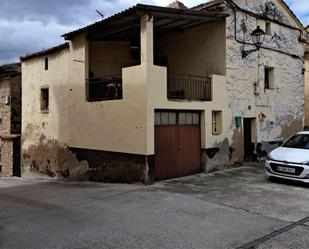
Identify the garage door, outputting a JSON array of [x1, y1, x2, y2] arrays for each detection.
[[155, 111, 202, 181]]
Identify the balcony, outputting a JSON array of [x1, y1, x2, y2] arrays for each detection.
[[86, 75, 122, 102], [167, 74, 212, 101]]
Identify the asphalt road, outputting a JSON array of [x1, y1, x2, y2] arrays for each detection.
[[1, 165, 309, 249]]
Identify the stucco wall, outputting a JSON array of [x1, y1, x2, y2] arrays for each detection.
[[22, 34, 151, 178], [156, 21, 226, 76]]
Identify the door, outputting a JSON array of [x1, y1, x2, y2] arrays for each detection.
[[155, 111, 202, 181], [244, 118, 255, 162], [13, 138, 21, 177]]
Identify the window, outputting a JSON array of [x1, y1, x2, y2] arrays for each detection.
[[283, 134, 309, 150], [264, 67, 275, 90], [179, 112, 199, 125], [212, 111, 222, 135], [40, 88, 49, 112], [45, 58, 48, 70], [266, 22, 271, 35], [155, 111, 199, 126], [155, 112, 177, 125]]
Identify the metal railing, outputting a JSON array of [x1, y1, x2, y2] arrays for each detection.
[[167, 73, 212, 101], [86, 75, 122, 102]]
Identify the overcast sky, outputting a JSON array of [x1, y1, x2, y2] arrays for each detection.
[[0, 0, 308, 65]]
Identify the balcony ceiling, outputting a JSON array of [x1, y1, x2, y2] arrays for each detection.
[[62, 4, 228, 41]]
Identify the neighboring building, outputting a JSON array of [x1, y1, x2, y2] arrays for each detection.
[[304, 26, 309, 130], [21, 0, 306, 183], [0, 63, 21, 177]]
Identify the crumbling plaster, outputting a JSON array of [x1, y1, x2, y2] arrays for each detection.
[[226, 0, 304, 146]]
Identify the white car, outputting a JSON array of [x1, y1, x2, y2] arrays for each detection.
[[265, 131, 309, 183]]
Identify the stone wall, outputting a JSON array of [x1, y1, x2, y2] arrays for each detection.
[[0, 139, 13, 177], [0, 78, 11, 134], [203, 0, 305, 168], [226, 0, 304, 156], [0, 65, 21, 177]]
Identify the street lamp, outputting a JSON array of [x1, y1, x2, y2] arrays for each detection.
[[242, 26, 266, 59]]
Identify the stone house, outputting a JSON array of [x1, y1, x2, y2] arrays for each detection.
[[304, 26, 309, 130], [0, 63, 22, 177], [21, 0, 307, 183]]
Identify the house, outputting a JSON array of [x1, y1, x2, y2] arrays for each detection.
[[0, 63, 21, 177], [21, 0, 307, 183], [304, 26, 309, 130]]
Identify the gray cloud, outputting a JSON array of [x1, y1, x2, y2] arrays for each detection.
[[0, 0, 307, 65], [0, 0, 140, 64]]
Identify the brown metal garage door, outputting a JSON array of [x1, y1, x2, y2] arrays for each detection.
[[155, 111, 202, 181]]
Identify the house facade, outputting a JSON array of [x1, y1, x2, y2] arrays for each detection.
[[304, 26, 309, 130], [0, 63, 22, 177], [21, 0, 306, 183]]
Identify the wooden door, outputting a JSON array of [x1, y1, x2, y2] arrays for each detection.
[[155, 111, 202, 181]]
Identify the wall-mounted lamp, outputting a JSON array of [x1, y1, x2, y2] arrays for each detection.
[[242, 26, 266, 59]]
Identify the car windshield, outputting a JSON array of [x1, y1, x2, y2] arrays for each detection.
[[282, 134, 309, 150]]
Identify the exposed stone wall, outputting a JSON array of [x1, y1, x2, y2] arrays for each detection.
[[0, 140, 13, 177], [0, 73, 21, 177], [22, 124, 147, 183], [227, 0, 304, 154], [205, 0, 304, 168], [0, 78, 11, 134]]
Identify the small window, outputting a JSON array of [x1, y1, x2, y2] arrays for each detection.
[[155, 112, 177, 126], [264, 67, 275, 90], [41, 88, 49, 112], [45, 58, 48, 70], [155, 111, 199, 126], [212, 111, 222, 135], [179, 112, 199, 125], [266, 22, 271, 35]]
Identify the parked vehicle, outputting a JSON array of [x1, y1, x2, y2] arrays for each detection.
[[265, 132, 309, 183]]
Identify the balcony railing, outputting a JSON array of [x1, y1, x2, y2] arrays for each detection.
[[168, 73, 212, 101], [86, 75, 122, 102]]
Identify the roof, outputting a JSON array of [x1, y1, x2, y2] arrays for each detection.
[[0, 63, 21, 78], [62, 4, 228, 40], [20, 42, 69, 62], [193, 0, 305, 30], [192, 0, 222, 10], [167, 1, 188, 9]]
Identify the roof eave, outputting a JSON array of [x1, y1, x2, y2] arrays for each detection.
[[62, 3, 228, 40]]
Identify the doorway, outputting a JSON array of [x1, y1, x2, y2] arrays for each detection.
[[154, 111, 202, 181], [243, 118, 256, 162]]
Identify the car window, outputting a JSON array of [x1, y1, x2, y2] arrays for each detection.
[[282, 134, 309, 150]]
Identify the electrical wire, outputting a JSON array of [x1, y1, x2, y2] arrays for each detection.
[[223, 0, 304, 60]]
